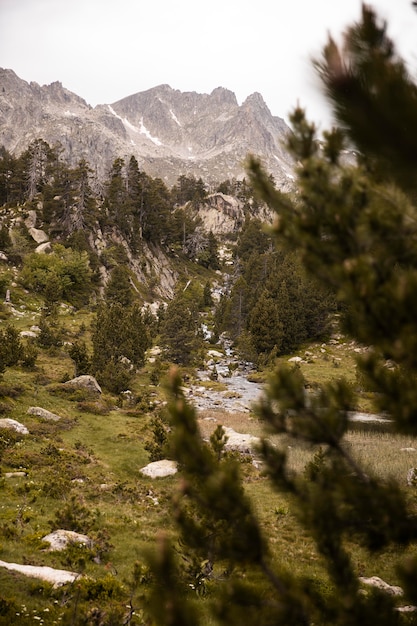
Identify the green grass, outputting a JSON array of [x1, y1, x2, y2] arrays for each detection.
[[0, 302, 417, 622]]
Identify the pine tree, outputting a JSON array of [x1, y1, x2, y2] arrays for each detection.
[[70, 158, 97, 231], [91, 301, 151, 393], [24, 138, 51, 201], [249, 290, 283, 355], [145, 6, 417, 625], [104, 265, 134, 307], [160, 287, 202, 365]]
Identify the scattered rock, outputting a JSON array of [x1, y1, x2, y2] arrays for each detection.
[[28, 227, 49, 244], [222, 427, 260, 456], [24, 209, 37, 229], [140, 459, 178, 478], [35, 242, 52, 254], [348, 412, 392, 424], [9, 306, 25, 317], [0, 559, 80, 587], [20, 330, 38, 338], [288, 356, 303, 363], [0, 251, 8, 262], [27, 406, 62, 421], [147, 346, 162, 364], [359, 576, 403, 596], [0, 418, 29, 435], [407, 468, 417, 486], [4, 471, 27, 478], [207, 349, 224, 359], [64, 375, 102, 394], [42, 529, 92, 551]]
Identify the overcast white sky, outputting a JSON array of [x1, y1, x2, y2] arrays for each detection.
[[1, 0, 416, 127]]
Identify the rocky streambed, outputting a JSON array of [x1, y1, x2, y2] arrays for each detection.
[[186, 344, 264, 414], [185, 337, 390, 427]]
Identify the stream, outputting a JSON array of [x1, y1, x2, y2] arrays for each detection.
[[187, 336, 264, 413], [185, 336, 389, 425]]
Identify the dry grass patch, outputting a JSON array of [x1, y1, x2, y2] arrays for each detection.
[[197, 409, 263, 439]]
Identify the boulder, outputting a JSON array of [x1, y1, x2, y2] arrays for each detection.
[[20, 331, 38, 338], [0, 418, 29, 435], [35, 241, 52, 254], [0, 559, 79, 587], [64, 375, 102, 394], [28, 227, 49, 244], [288, 356, 303, 363], [222, 427, 260, 455], [359, 576, 403, 596], [42, 529, 92, 551], [207, 349, 224, 359], [27, 406, 62, 421], [140, 459, 178, 478]]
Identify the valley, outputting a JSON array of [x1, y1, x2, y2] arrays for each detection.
[[1, 36, 417, 623]]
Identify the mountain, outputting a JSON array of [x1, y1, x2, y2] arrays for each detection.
[[0, 69, 294, 188]]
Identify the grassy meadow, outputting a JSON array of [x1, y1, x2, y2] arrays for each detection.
[[0, 294, 417, 623]]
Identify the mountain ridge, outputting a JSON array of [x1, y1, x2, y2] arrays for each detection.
[[0, 68, 294, 187]]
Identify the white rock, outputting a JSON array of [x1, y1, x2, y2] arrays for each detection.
[[207, 350, 224, 359], [0, 418, 29, 435], [24, 210, 37, 229], [35, 241, 52, 254], [140, 459, 178, 478], [348, 412, 391, 424], [0, 559, 80, 587], [27, 406, 62, 421], [288, 356, 303, 363], [42, 529, 92, 551], [4, 471, 27, 478], [147, 346, 162, 357], [223, 427, 260, 455], [359, 576, 403, 596], [28, 227, 48, 244], [20, 331, 37, 338], [64, 375, 102, 394]]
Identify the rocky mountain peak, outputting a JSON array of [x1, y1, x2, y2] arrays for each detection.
[[0, 69, 295, 188], [242, 92, 268, 109], [209, 86, 238, 106]]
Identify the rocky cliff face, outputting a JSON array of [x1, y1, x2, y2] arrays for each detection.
[[0, 69, 294, 188]]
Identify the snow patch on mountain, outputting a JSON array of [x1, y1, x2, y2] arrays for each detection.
[[108, 104, 162, 146], [139, 118, 162, 146], [170, 109, 181, 126]]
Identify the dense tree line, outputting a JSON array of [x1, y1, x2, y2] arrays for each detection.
[[215, 218, 334, 362], [0, 145, 223, 268]]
